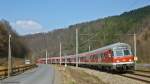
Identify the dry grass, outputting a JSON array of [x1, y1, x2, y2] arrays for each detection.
[[0, 66, 7, 76], [0, 57, 25, 67], [55, 65, 106, 84], [136, 64, 150, 72]]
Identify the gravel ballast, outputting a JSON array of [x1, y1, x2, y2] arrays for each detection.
[[70, 66, 148, 84]]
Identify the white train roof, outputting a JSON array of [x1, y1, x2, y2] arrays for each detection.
[[78, 42, 131, 57], [50, 42, 131, 59]]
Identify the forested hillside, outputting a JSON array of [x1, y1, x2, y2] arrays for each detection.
[[23, 6, 150, 63], [0, 20, 29, 65]]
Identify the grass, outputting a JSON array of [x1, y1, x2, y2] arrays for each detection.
[[55, 65, 106, 84]]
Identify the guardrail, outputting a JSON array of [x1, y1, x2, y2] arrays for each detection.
[[0, 64, 37, 79]]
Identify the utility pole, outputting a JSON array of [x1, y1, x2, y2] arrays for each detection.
[[134, 33, 137, 70], [65, 55, 67, 67], [134, 33, 137, 58], [60, 42, 62, 65], [103, 32, 106, 46], [45, 33, 48, 64], [88, 32, 91, 52], [88, 45, 91, 52], [45, 50, 48, 64], [76, 28, 78, 67], [8, 34, 11, 77]]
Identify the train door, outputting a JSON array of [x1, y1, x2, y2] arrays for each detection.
[[103, 50, 113, 63]]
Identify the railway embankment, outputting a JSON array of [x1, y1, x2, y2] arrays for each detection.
[[55, 65, 106, 84], [135, 64, 150, 71], [55, 65, 150, 84]]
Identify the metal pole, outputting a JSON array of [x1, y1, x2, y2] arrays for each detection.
[[65, 55, 67, 67], [88, 32, 90, 52], [89, 45, 91, 52], [46, 50, 48, 64], [31, 53, 34, 64], [8, 34, 11, 77], [45, 33, 48, 64], [60, 42, 62, 65], [134, 33, 137, 57], [76, 28, 78, 67], [103, 33, 106, 46], [134, 33, 137, 70]]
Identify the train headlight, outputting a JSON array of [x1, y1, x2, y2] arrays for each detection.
[[129, 59, 132, 62], [134, 56, 138, 61], [116, 60, 120, 63]]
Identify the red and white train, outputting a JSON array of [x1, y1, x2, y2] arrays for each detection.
[[37, 42, 137, 71]]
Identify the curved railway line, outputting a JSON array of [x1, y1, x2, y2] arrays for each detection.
[[119, 71, 150, 84], [135, 70, 150, 73], [67, 65, 150, 84], [75, 65, 150, 83], [38, 42, 150, 83]]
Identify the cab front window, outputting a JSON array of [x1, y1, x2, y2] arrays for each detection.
[[115, 50, 123, 56], [124, 50, 131, 55]]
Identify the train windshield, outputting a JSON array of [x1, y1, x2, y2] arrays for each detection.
[[114, 48, 132, 57], [115, 50, 123, 56], [124, 50, 131, 55]]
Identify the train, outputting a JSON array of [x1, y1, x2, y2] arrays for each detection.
[[37, 42, 137, 71]]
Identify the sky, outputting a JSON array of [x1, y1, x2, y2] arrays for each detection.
[[0, 0, 150, 35]]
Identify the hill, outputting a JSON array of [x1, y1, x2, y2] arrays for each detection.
[[0, 20, 29, 65], [23, 5, 150, 63]]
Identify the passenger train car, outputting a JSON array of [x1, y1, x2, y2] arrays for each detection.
[[37, 42, 136, 71]]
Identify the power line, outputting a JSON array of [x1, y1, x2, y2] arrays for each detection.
[[79, 33, 99, 47]]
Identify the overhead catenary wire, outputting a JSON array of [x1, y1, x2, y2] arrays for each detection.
[[79, 33, 99, 47]]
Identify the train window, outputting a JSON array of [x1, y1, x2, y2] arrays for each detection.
[[109, 50, 114, 56], [97, 53, 101, 58], [115, 50, 123, 56], [101, 53, 104, 58], [124, 50, 130, 55], [94, 55, 98, 59], [111, 51, 114, 56]]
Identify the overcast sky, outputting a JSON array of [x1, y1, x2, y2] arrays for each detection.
[[0, 0, 150, 35]]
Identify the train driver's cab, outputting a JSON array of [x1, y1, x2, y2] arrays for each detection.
[[113, 46, 133, 57]]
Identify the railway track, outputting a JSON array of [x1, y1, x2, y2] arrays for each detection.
[[135, 70, 150, 73], [119, 71, 150, 84], [58, 64, 150, 84], [80, 66, 150, 83]]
